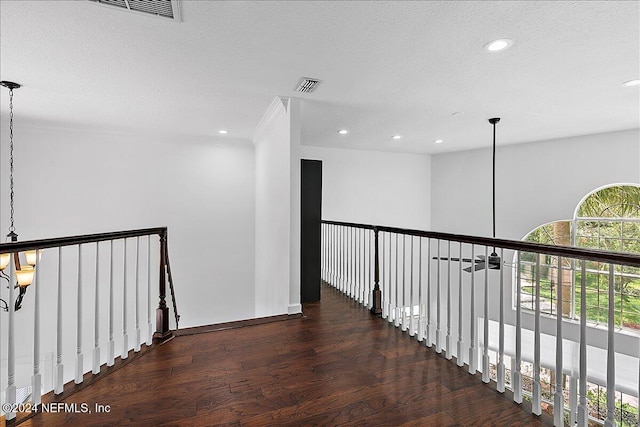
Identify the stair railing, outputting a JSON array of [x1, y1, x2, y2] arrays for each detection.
[[322, 220, 640, 427], [0, 227, 178, 422]]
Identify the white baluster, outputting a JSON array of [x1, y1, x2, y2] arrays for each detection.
[[388, 233, 393, 324], [350, 227, 354, 298], [426, 238, 432, 347], [328, 225, 332, 285], [32, 252, 42, 405], [108, 240, 115, 366], [569, 376, 578, 426], [320, 224, 323, 280], [326, 225, 329, 282], [401, 235, 407, 332], [329, 225, 332, 285], [513, 251, 523, 403], [393, 234, 400, 328], [328, 225, 332, 284], [436, 239, 442, 353], [147, 236, 153, 346], [418, 237, 424, 341], [359, 228, 363, 304], [353, 228, 357, 299], [381, 232, 387, 319], [497, 247, 506, 392], [343, 227, 347, 294], [409, 236, 415, 337], [554, 256, 564, 426], [75, 244, 84, 384], [55, 247, 64, 394], [366, 229, 371, 307], [363, 229, 366, 305], [348, 227, 352, 298], [341, 226, 345, 292], [469, 244, 476, 374], [336, 227, 340, 290], [352, 227, 356, 298], [604, 263, 616, 427], [577, 260, 588, 426], [446, 240, 452, 360], [134, 236, 141, 352], [482, 246, 489, 383], [93, 242, 101, 374], [533, 253, 542, 414], [336, 225, 339, 289], [457, 242, 464, 367], [6, 254, 16, 419], [361, 229, 365, 304], [327, 225, 330, 284], [122, 238, 129, 359]]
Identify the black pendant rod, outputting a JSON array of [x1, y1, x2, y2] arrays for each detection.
[[489, 118, 500, 253]]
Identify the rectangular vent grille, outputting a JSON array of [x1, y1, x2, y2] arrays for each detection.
[[90, 0, 179, 20], [295, 78, 321, 93]]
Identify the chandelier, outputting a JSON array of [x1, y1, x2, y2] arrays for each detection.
[[0, 80, 39, 312]]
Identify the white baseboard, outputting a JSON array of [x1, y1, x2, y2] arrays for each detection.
[[288, 303, 302, 315]]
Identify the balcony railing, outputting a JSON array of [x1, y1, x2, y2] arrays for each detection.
[[322, 220, 640, 427], [0, 227, 178, 423]]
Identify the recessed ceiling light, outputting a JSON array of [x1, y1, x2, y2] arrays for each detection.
[[337, 129, 349, 135], [392, 135, 402, 140], [218, 130, 228, 134], [622, 79, 640, 87], [434, 139, 444, 144], [484, 39, 514, 52]]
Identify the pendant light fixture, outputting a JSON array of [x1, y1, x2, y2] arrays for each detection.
[[461, 118, 502, 272], [487, 117, 501, 270], [0, 80, 39, 311], [433, 118, 503, 272]]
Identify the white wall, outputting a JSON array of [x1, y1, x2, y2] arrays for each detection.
[[0, 123, 256, 328], [432, 129, 640, 239], [253, 97, 302, 317], [300, 146, 431, 230], [0, 122, 256, 396]]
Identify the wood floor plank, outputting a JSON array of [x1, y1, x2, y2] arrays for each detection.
[[19, 283, 552, 426]]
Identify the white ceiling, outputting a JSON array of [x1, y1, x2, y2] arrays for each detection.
[[0, 1, 638, 154]]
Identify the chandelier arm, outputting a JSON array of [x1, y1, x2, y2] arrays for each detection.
[[14, 286, 25, 311]]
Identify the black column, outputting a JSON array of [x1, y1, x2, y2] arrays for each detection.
[[301, 159, 322, 303]]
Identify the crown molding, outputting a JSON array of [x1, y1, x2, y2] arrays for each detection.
[[251, 96, 289, 146]]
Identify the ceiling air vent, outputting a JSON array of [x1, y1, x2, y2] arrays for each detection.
[[90, 0, 181, 21], [295, 78, 321, 93]]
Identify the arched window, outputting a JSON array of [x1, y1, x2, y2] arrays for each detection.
[[517, 184, 640, 330]]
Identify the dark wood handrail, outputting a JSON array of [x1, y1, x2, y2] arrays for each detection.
[[322, 220, 640, 267], [0, 227, 167, 252], [0, 226, 178, 338]]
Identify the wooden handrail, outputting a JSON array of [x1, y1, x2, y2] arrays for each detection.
[[322, 220, 640, 267], [0, 227, 167, 252], [0, 226, 179, 338]]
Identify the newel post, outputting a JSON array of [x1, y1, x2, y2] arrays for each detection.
[[154, 230, 172, 340], [370, 227, 382, 315]]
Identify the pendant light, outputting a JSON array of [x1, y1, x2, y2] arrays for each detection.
[[0, 80, 39, 311], [433, 118, 503, 272], [487, 117, 501, 270]]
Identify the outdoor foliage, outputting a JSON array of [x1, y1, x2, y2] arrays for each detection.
[[520, 185, 640, 330]]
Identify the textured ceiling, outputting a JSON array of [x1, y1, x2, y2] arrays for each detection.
[[0, 1, 638, 154]]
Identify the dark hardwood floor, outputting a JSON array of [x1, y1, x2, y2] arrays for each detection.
[[18, 283, 551, 426]]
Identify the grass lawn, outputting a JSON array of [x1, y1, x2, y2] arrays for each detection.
[[520, 268, 640, 329]]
